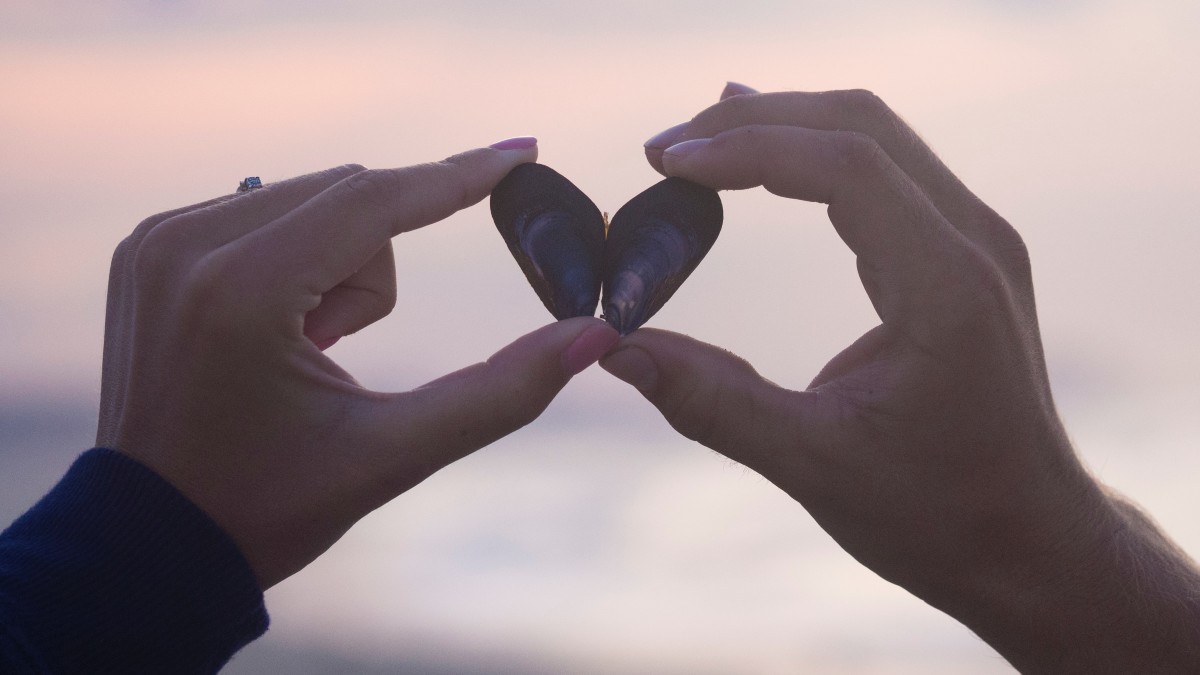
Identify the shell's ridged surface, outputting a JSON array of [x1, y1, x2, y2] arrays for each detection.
[[490, 164, 606, 320], [602, 178, 722, 335], [491, 164, 722, 333]]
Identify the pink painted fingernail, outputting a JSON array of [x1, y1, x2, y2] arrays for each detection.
[[489, 136, 538, 150], [563, 324, 620, 377], [315, 336, 341, 351], [644, 122, 690, 150], [663, 138, 711, 159]]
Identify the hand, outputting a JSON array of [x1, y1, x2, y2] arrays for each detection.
[[98, 142, 619, 589], [603, 84, 1200, 671]]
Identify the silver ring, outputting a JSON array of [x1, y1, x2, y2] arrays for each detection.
[[236, 176, 263, 193]]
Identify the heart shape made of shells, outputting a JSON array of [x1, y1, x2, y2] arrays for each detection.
[[490, 163, 723, 335]]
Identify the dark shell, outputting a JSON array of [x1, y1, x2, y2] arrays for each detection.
[[490, 163, 606, 320], [602, 178, 722, 335], [490, 163, 722, 334]]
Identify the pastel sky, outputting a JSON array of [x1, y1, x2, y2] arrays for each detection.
[[1, 1, 1197, 673]]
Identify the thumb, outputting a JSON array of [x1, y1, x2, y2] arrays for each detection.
[[359, 317, 619, 491], [600, 328, 815, 475]]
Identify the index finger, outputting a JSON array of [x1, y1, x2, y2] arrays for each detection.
[[648, 90, 1023, 270], [663, 125, 994, 342], [240, 139, 538, 294], [649, 90, 940, 190]]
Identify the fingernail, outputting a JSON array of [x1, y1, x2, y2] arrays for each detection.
[[314, 336, 341, 351], [644, 122, 690, 150], [563, 324, 620, 377], [663, 138, 710, 159], [720, 81, 758, 99], [489, 136, 538, 151], [600, 346, 658, 394]]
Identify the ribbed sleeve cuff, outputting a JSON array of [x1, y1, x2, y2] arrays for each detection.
[[0, 448, 269, 674]]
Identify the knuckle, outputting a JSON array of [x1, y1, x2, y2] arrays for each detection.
[[326, 163, 369, 187], [132, 212, 168, 236], [339, 168, 394, 210], [948, 247, 1020, 327], [489, 384, 544, 433], [839, 88, 892, 118], [311, 163, 369, 189], [402, 158, 476, 227], [832, 130, 889, 178], [130, 214, 195, 280], [187, 248, 238, 294], [688, 95, 749, 135], [1000, 235, 1032, 281], [176, 250, 253, 337], [127, 232, 248, 348], [982, 214, 1033, 280], [716, 90, 754, 117], [341, 161, 476, 228], [342, 286, 398, 334], [122, 211, 174, 253], [109, 236, 134, 275], [686, 105, 721, 132], [828, 89, 914, 150]]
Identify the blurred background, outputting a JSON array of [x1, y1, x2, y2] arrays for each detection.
[[1, 1, 1197, 672]]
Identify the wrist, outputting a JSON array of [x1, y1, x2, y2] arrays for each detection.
[[934, 481, 1200, 673]]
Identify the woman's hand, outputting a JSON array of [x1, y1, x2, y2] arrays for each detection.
[[603, 85, 1200, 671], [98, 141, 619, 589]]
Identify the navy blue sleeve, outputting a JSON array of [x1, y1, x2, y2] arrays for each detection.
[[0, 448, 269, 674]]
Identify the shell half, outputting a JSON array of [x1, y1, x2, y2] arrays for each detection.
[[491, 164, 722, 334]]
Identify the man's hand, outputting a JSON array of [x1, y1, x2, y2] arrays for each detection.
[[603, 85, 1200, 672]]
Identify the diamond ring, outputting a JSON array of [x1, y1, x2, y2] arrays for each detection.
[[236, 176, 263, 193]]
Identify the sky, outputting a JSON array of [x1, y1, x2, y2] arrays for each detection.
[[1, 1, 1198, 673]]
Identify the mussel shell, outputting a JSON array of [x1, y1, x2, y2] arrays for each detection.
[[602, 178, 722, 335], [490, 163, 606, 320]]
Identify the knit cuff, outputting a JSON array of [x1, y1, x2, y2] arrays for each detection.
[[0, 448, 269, 674]]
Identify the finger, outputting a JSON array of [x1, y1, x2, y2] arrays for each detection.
[[98, 192, 245, 446], [196, 164, 369, 245], [350, 317, 618, 500], [137, 164, 368, 261], [599, 328, 821, 479], [119, 194, 243, 261], [664, 90, 1023, 268], [242, 141, 538, 296], [667, 125, 994, 331], [101, 166, 368, 443], [98, 240, 139, 446], [644, 82, 762, 174], [644, 122, 691, 175], [688, 91, 967, 210], [301, 242, 396, 347]]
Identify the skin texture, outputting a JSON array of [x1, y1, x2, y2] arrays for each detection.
[[97, 142, 619, 589], [601, 83, 1200, 672]]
